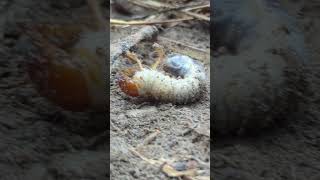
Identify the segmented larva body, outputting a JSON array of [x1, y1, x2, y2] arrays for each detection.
[[118, 54, 206, 104]]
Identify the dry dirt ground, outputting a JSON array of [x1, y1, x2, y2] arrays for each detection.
[[110, 0, 210, 179], [213, 1, 320, 179]]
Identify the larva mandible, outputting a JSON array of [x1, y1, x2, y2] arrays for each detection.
[[117, 44, 206, 104]]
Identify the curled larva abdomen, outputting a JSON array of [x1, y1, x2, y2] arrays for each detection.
[[118, 54, 206, 104]]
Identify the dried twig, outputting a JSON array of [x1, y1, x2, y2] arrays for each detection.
[[139, 129, 161, 147], [111, 17, 194, 25], [180, 10, 209, 21], [127, 0, 210, 22], [128, 0, 171, 10], [129, 147, 163, 165], [110, 25, 159, 71], [183, 4, 210, 11]]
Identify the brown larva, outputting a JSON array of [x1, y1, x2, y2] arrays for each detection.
[[117, 44, 206, 104]]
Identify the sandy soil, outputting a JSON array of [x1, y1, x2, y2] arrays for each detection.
[[213, 1, 320, 179]]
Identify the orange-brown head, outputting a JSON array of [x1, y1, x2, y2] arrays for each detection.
[[116, 68, 140, 97]]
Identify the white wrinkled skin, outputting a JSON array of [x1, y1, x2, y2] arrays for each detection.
[[132, 62, 206, 104]]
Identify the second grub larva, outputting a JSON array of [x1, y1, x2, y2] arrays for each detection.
[[117, 44, 206, 104]]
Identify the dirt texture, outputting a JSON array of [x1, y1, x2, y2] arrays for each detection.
[[213, 0, 320, 179], [0, 0, 107, 179], [110, 0, 210, 179]]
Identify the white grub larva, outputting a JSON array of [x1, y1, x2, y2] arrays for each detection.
[[117, 44, 206, 104]]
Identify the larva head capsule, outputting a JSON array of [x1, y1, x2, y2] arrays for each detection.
[[116, 68, 140, 97]]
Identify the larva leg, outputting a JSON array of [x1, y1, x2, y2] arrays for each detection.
[[125, 51, 143, 70], [151, 43, 165, 70]]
